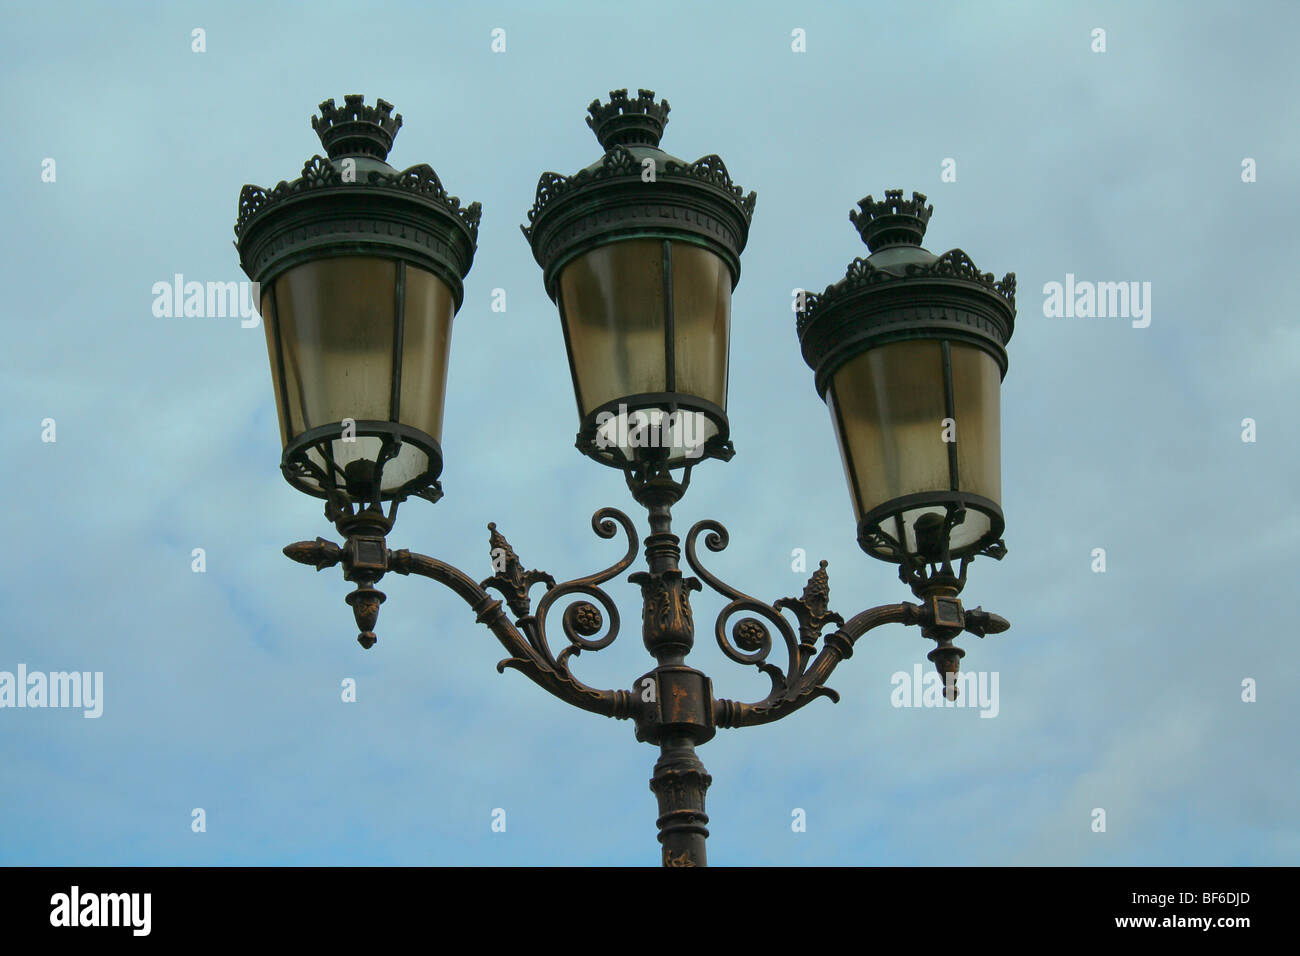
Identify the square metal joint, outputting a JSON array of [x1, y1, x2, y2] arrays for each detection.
[[633, 666, 716, 746], [343, 535, 389, 581], [930, 594, 965, 630]]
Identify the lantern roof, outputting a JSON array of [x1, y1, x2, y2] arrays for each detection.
[[798, 190, 1017, 396], [233, 95, 481, 306], [522, 89, 757, 298]]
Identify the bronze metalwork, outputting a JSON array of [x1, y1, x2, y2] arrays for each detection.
[[284, 458, 1009, 865], [253, 93, 1015, 868]]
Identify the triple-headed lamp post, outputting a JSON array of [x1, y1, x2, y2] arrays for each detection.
[[234, 91, 1015, 867]]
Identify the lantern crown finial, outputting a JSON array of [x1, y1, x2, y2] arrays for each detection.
[[586, 89, 670, 149], [312, 95, 403, 160], [851, 190, 934, 252]]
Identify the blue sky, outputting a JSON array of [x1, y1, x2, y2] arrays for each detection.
[[1, 0, 1296, 865]]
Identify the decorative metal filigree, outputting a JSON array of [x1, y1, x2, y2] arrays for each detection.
[[235, 159, 482, 241], [682, 516, 1010, 730], [312, 94, 402, 157], [850, 190, 935, 238], [479, 522, 555, 618], [586, 88, 670, 147], [411, 482, 445, 505], [522, 147, 756, 241], [906, 248, 997, 286], [994, 272, 1016, 302], [664, 155, 758, 218], [683, 519, 805, 698], [774, 560, 846, 665], [495, 508, 638, 686], [797, 248, 1017, 337], [237, 185, 268, 232], [300, 155, 340, 187], [629, 568, 701, 651], [522, 88, 756, 241], [963, 607, 1010, 638], [282, 495, 1009, 867], [978, 538, 1008, 561], [282, 537, 341, 571]]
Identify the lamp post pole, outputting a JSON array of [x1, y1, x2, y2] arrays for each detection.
[[629, 471, 713, 867], [239, 92, 1015, 867]]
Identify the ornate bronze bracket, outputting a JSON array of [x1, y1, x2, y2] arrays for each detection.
[[282, 498, 1009, 866]]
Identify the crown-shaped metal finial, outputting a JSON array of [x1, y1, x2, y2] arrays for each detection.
[[312, 95, 403, 161], [850, 190, 935, 252], [586, 89, 670, 150]]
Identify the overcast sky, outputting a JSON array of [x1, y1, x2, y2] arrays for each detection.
[[1, 0, 1296, 866]]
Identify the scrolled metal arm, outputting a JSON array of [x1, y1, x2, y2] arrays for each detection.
[[389, 548, 636, 720], [714, 602, 923, 728], [683, 517, 1006, 730], [682, 517, 873, 727], [284, 508, 642, 722]]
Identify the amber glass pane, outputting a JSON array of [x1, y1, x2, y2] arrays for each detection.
[[260, 290, 291, 445], [950, 343, 1001, 505], [828, 339, 949, 520], [670, 243, 730, 408], [274, 257, 397, 436], [829, 339, 1002, 556], [558, 239, 666, 415], [399, 266, 456, 443]]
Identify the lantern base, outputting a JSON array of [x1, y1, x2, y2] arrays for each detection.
[[856, 492, 1005, 564], [280, 420, 444, 509], [575, 393, 733, 472]]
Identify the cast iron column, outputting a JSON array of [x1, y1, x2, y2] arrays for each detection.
[[630, 473, 715, 866]]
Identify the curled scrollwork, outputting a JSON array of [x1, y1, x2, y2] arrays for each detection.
[[369, 514, 640, 720], [551, 586, 617, 671], [684, 519, 800, 694], [530, 508, 638, 676], [683, 519, 925, 730]]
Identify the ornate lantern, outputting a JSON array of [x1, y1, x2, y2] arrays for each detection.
[[799, 190, 1016, 576], [234, 95, 481, 519], [522, 89, 756, 481]]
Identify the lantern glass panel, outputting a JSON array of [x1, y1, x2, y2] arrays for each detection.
[[398, 265, 456, 443], [950, 341, 1001, 505], [827, 338, 1001, 557], [274, 256, 396, 432], [558, 237, 731, 464], [828, 339, 949, 513], [262, 256, 454, 497], [558, 238, 667, 415], [669, 242, 730, 409], [260, 289, 289, 446]]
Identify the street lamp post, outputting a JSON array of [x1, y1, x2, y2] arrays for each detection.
[[235, 92, 1015, 867]]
